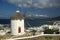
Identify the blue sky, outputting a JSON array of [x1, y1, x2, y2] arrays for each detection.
[[0, 0, 60, 18]]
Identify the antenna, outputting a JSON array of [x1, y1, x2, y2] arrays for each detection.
[[17, 0, 19, 10], [16, 0, 20, 13]]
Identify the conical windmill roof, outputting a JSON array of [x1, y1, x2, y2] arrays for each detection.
[[10, 10, 24, 20]]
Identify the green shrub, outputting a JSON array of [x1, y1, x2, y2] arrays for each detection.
[[44, 29, 54, 34]]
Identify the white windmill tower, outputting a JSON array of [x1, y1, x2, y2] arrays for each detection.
[[10, 10, 25, 35]]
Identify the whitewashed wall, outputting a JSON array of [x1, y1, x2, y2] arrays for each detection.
[[11, 19, 25, 35]]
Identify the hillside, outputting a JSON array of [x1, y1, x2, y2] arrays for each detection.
[[50, 16, 60, 21]]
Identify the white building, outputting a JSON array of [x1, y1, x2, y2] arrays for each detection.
[[0, 30, 6, 35], [10, 10, 25, 35]]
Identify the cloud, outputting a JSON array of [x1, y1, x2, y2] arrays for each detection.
[[3, 0, 60, 8], [35, 14, 48, 17], [27, 14, 48, 17]]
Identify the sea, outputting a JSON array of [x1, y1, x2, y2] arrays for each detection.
[[0, 18, 53, 27]]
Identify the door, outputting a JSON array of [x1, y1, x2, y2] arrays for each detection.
[[18, 27, 21, 33]]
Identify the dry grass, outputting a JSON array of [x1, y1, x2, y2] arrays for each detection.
[[0, 33, 60, 40], [0, 33, 13, 40], [0, 35, 60, 40], [17, 36, 60, 40]]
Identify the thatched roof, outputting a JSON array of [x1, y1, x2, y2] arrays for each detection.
[[10, 10, 24, 20]]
